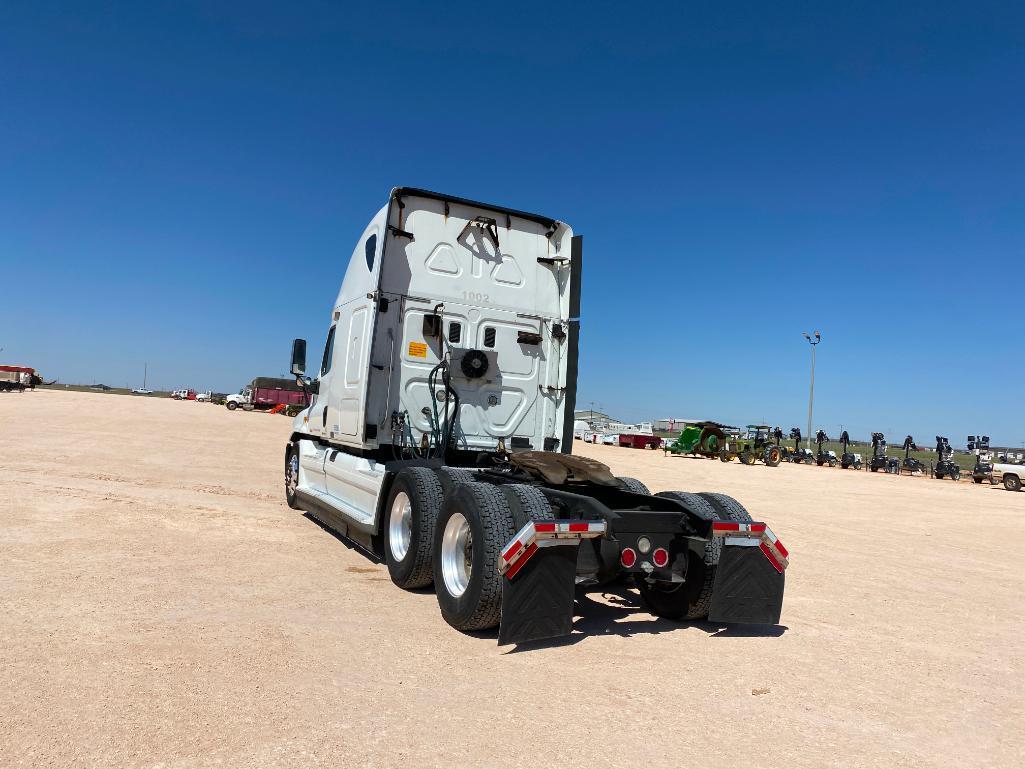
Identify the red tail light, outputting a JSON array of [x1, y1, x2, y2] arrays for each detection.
[[620, 547, 637, 568], [652, 547, 669, 568]]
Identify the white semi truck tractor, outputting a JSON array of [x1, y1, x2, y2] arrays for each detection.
[[284, 188, 789, 644]]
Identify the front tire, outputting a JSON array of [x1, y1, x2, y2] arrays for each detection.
[[1004, 475, 1021, 492], [765, 447, 781, 467], [284, 444, 301, 510], [434, 482, 515, 631], [384, 468, 445, 590], [226, 401, 238, 411]]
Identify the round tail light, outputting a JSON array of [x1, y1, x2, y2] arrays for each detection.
[[620, 547, 637, 568], [652, 547, 670, 568]]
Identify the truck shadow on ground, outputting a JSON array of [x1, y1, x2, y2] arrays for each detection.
[[500, 583, 787, 653]]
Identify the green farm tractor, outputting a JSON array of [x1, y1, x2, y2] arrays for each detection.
[[664, 421, 737, 461], [734, 425, 784, 467]]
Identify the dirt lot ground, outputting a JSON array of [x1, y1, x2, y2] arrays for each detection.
[[2, 391, 1023, 769]]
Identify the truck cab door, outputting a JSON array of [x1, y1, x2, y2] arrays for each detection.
[[336, 303, 371, 438], [308, 325, 336, 439], [327, 229, 380, 446]]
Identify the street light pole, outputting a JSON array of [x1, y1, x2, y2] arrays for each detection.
[[802, 331, 821, 451]]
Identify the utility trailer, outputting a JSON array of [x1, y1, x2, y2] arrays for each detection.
[[0, 365, 39, 392], [618, 433, 663, 449], [283, 188, 788, 645], [664, 421, 737, 461]]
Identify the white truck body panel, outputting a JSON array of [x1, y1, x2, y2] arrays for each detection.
[[992, 463, 1022, 482], [298, 189, 575, 456]]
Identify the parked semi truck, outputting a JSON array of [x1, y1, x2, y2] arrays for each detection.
[[226, 378, 306, 411], [283, 188, 788, 645]]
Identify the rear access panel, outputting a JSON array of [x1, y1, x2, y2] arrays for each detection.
[[707, 544, 785, 625]]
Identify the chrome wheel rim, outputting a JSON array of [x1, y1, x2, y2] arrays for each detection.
[[441, 512, 472, 597], [388, 492, 412, 562], [286, 453, 299, 497]]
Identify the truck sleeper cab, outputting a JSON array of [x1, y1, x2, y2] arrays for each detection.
[[284, 188, 788, 644]]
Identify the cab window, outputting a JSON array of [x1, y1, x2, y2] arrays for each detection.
[[321, 326, 336, 376], [365, 234, 377, 271]]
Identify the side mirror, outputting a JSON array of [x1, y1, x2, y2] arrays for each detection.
[[290, 338, 307, 377]]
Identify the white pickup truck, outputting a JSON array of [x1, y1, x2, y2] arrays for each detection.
[[993, 464, 1023, 492]]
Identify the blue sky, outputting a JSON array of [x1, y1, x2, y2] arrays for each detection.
[[2, 2, 1023, 446]]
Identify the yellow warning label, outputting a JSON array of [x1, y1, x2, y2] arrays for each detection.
[[408, 341, 428, 358]]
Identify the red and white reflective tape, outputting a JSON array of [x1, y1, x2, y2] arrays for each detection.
[[711, 520, 789, 573], [499, 520, 606, 579]]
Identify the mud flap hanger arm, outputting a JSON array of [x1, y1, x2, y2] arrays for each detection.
[[499, 520, 606, 579], [710, 521, 790, 573]]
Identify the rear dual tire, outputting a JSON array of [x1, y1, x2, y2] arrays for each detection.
[[384, 468, 445, 590], [618, 476, 651, 495], [638, 492, 753, 621], [433, 482, 554, 631]]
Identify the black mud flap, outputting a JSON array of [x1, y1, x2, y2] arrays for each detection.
[[707, 544, 785, 625], [498, 545, 578, 646]]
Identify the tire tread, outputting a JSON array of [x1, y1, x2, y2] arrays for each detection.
[[617, 476, 651, 495]]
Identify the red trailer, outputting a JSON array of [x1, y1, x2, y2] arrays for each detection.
[[618, 433, 663, 450], [0, 365, 37, 392]]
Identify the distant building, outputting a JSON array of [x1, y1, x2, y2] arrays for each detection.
[[574, 409, 616, 425]]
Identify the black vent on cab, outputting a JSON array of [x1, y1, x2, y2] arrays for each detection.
[[449, 322, 461, 344], [483, 327, 496, 348]]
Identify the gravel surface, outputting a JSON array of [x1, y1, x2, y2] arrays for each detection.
[[2, 390, 1023, 768]]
